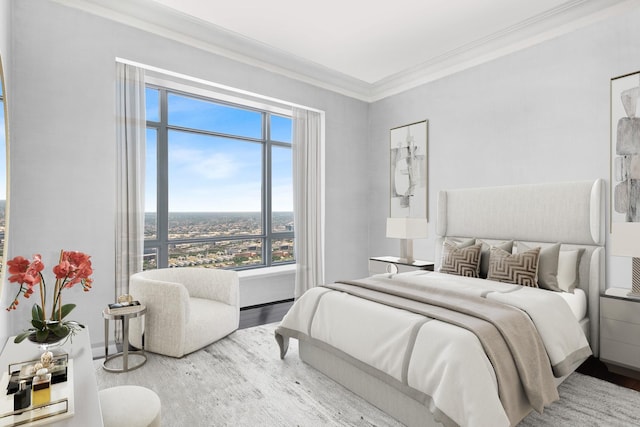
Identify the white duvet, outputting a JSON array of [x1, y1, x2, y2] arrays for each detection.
[[277, 271, 591, 427]]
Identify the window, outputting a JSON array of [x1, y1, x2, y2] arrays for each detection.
[[144, 86, 294, 270]]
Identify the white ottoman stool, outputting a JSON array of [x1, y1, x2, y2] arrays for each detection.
[[99, 385, 161, 427]]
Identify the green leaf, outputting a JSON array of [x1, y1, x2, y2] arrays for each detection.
[[31, 304, 44, 321], [35, 329, 49, 342], [14, 330, 34, 343], [51, 323, 70, 338], [56, 304, 76, 321], [31, 319, 45, 330]]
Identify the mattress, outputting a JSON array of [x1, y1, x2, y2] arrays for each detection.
[[557, 288, 587, 321]]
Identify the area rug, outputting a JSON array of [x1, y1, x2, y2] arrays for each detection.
[[94, 324, 640, 426]]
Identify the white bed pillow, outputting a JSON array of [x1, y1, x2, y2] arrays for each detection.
[[557, 249, 584, 293], [445, 237, 476, 248]]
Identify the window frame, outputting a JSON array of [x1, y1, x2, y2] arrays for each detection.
[[144, 83, 294, 271]]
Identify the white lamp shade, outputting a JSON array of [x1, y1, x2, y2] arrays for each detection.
[[386, 217, 428, 239]]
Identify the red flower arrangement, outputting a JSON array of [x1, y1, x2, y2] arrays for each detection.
[[6, 249, 93, 344]]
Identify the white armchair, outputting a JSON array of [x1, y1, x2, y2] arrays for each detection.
[[129, 267, 239, 358]]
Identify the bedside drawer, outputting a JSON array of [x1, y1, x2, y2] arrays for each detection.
[[600, 337, 640, 370], [601, 297, 640, 324], [601, 318, 640, 346]]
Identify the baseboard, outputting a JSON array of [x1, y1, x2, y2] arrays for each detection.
[[240, 298, 294, 311]]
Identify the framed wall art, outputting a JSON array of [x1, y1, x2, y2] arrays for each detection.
[[610, 70, 640, 295], [389, 120, 428, 220], [611, 70, 640, 229]]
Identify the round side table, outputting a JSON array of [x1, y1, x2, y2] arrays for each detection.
[[102, 304, 147, 372]]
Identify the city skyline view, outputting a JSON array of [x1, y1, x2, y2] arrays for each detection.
[[144, 210, 294, 270], [144, 86, 294, 270]]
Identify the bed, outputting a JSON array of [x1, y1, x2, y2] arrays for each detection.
[[275, 179, 605, 427]]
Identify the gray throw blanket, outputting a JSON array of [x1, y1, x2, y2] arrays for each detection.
[[327, 277, 559, 423]]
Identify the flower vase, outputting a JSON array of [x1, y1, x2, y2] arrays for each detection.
[[26, 320, 71, 352], [27, 334, 67, 352]]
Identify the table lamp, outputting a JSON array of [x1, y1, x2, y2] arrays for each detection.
[[386, 217, 428, 264], [611, 222, 640, 296]]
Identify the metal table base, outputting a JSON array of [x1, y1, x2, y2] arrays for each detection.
[[102, 305, 147, 373]]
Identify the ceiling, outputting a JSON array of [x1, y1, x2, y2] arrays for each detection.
[[58, 0, 636, 101]]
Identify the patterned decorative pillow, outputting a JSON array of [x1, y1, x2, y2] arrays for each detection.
[[519, 242, 561, 291], [476, 239, 514, 279], [487, 246, 540, 287], [439, 241, 482, 277]]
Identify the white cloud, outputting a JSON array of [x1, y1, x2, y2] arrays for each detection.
[[171, 147, 237, 180]]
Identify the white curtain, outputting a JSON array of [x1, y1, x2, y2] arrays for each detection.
[[115, 63, 146, 300], [292, 108, 325, 298]]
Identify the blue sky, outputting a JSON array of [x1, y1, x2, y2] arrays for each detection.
[[145, 89, 292, 213]]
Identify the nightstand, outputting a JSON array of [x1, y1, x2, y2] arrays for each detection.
[[600, 288, 640, 379], [369, 256, 434, 275]]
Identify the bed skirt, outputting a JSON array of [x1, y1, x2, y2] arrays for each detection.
[[298, 338, 585, 427], [299, 340, 445, 427]]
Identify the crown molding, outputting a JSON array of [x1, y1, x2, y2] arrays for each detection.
[[370, 0, 640, 101], [52, 0, 373, 100], [53, 0, 638, 103]]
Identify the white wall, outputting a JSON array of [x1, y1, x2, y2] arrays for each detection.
[[1, 0, 370, 350], [368, 6, 640, 289], [7, 0, 639, 353], [0, 0, 11, 350]]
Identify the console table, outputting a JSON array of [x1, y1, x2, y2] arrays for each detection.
[[0, 328, 103, 426]]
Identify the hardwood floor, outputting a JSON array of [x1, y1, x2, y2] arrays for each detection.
[[241, 300, 640, 394], [577, 356, 640, 392]]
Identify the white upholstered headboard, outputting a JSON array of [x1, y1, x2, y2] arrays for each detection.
[[435, 179, 605, 356]]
